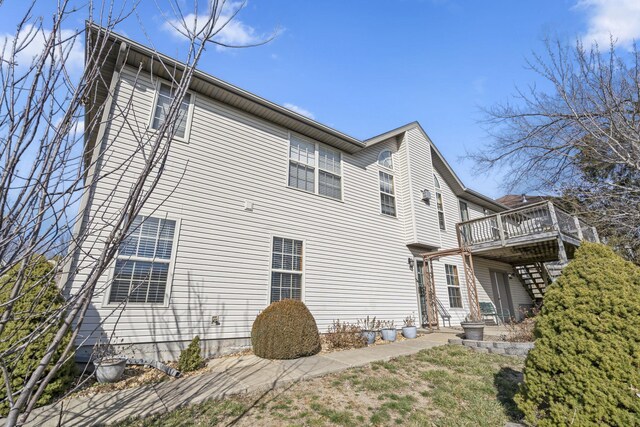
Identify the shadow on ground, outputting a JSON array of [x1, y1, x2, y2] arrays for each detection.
[[494, 367, 524, 422]]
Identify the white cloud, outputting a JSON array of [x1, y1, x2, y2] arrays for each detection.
[[162, 1, 261, 51], [577, 0, 640, 48], [283, 103, 315, 119], [0, 24, 84, 72]]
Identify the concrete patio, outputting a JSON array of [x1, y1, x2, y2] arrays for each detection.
[[17, 330, 458, 426]]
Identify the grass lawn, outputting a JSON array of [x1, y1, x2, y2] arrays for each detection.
[[115, 345, 525, 426]]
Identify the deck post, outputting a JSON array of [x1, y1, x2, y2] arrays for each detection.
[[548, 202, 569, 264], [462, 251, 481, 322], [496, 213, 506, 246], [421, 257, 439, 330], [573, 216, 584, 240]]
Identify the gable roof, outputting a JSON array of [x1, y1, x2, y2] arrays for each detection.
[[366, 122, 507, 212]]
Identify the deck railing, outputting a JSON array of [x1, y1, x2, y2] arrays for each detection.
[[457, 201, 598, 248]]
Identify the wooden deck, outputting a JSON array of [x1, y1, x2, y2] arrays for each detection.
[[456, 201, 598, 264]]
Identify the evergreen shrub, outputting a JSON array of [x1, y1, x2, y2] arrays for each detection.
[[178, 336, 203, 372], [0, 257, 75, 416], [516, 243, 640, 425]]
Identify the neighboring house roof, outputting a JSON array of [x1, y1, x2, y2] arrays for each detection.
[[86, 25, 505, 212], [497, 194, 551, 209]]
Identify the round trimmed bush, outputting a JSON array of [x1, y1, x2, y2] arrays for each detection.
[[516, 243, 640, 426], [0, 256, 75, 416], [251, 299, 321, 359]]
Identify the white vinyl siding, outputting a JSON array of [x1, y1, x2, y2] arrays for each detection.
[[68, 64, 536, 355], [151, 82, 192, 139], [289, 135, 342, 200], [445, 264, 462, 308], [109, 215, 177, 304], [379, 171, 396, 216]]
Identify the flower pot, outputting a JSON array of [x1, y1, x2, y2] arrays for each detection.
[[402, 326, 417, 339], [380, 328, 397, 342], [361, 330, 377, 345], [460, 321, 485, 341], [94, 358, 127, 383]]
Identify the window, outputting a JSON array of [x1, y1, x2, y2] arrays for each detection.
[[377, 149, 393, 170], [379, 171, 396, 216], [434, 175, 445, 230], [270, 237, 303, 303], [318, 146, 342, 199], [151, 82, 193, 139], [445, 264, 463, 308], [288, 135, 342, 200], [459, 200, 469, 221], [459, 200, 471, 242], [109, 215, 177, 304]]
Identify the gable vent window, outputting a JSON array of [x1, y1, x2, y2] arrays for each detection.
[[109, 215, 177, 305], [151, 82, 193, 139], [379, 171, 397, 217], [445, 264, 463, 308], [270, 237, 303, 303], [434, 175, 445, 230], [288, 135, 342, 200]]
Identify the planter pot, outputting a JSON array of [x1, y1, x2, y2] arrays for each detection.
[[380, 328, 397, 342], [402, 326, 417, 339], [94, 358, 127, 383], [361, 330, 377, 345], [461, 321, 485, 341]]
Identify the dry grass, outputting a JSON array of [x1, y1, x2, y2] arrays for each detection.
[[115, 345, 525, 427]]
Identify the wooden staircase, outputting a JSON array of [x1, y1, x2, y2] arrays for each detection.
[[514, 262, 566, 301]]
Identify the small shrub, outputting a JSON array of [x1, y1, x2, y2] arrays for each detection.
[[516, 243, 640, 426], [251, 299, 321, 359], [0, 256, 75, 416], [178, 336, 203, 372], [325, 320, 366, 350], [504, 308, 538, 342]]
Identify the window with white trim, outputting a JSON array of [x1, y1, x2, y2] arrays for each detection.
[[379, 171, 396, 217], [377, 149, 393, 170], [151, 82, 193, 139], [434, 175, 445, 230], [288, 135, 342, 200], [109, 215, 176, 304], [445, 264, 463, 308], [270, 237, 303, 303]]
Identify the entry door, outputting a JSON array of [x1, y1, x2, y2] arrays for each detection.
[[415, 259, 429, 327], [490, 271, 515, 322]]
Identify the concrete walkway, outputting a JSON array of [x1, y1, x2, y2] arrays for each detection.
[[20, 331, 457, 426]]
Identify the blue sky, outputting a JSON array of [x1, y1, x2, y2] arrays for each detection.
[[2, 0, 639, 198]]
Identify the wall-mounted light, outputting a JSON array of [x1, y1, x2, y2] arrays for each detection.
[[407, 257, 414, 271], [421, 189, 431, 203], [508, 273, 514, 280]]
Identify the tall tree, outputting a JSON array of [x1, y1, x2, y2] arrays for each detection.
[[0, 1, 273, 425], [473, 39, 640, 263]]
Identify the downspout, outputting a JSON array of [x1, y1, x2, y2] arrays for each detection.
[[60, 40, 128, 297]]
